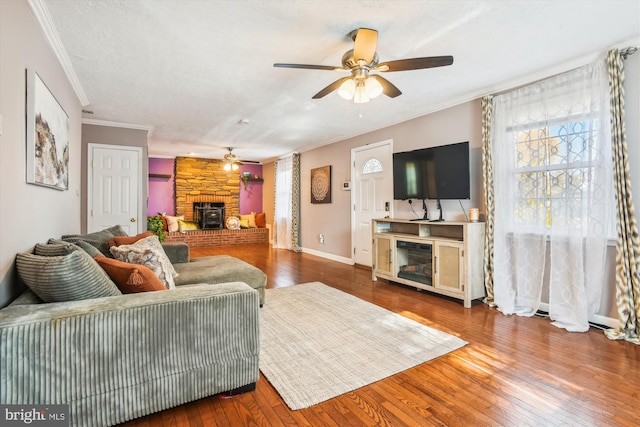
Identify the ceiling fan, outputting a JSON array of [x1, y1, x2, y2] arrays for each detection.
[[274, 28, 453, 103], [223, 147, 259, 171]]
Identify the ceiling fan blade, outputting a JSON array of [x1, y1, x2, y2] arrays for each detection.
[[353, 28, 378, 64], [312, 76, 352, 99], [376, 56, 454, 72], [371, 75, 402, 98], [274, 63, 342, 71]]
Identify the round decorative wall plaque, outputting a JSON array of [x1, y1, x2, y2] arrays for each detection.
[[311, 166, 332, 204]]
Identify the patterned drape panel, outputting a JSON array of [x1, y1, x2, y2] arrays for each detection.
[[605, 49, 640, 344], [481, 96, 496, 307], [291, 153, 302, 252], [273, 160, 278, 245]]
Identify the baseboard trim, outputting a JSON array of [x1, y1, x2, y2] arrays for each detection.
[[300, 248, 355, 265]]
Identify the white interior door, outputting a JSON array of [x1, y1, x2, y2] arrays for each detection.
[[352, 140, 393, 266], [88, 144, 142, 234]]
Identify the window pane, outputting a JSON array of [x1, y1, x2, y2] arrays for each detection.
[[512, 116, 602, 230], [362, 158, 383, 174]]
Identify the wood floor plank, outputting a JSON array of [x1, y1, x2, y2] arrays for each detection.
[[118, 244, 640, 427]]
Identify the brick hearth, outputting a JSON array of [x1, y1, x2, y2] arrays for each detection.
[[164, 227, 269, 247]]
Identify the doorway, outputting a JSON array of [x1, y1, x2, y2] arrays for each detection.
[[87, 144, 143, 234], [351, 140, 393, 266]]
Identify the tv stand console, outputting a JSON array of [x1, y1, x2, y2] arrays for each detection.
[[372, 218, 485, 308]]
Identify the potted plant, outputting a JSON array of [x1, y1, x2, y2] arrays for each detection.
[[147, 214, 167, 242]]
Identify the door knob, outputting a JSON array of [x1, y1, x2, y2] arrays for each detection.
[[130, 218, 136, 222]]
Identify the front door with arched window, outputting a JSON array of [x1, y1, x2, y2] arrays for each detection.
[[351, 140, 393, 266]]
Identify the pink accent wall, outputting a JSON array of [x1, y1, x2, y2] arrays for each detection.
[[147, 159, 263, 217], [147, 158, 175, 216], [239, 164, 263, 214]]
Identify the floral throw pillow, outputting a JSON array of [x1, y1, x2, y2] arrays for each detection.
[[109, 235, 178, 289]]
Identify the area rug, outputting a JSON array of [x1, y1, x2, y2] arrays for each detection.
[[259, 282, 467, 410]]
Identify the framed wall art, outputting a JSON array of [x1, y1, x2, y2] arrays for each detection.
[[26, 69, 69, 190], [311, 165, 331, 204]]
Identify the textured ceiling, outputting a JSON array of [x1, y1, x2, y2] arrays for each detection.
[[42, 0, 640, 162]]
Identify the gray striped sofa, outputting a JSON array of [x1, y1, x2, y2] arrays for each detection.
[[0, 233, 263, 426]]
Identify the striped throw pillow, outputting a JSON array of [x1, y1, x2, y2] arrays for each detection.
[[16, 250, 121, 303]]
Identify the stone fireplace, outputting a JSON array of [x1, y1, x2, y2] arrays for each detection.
[[175, 157, 240, 218], [165, 156, 269, 248]]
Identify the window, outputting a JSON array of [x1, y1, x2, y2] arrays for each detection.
[[512, 117, 604, 230], [362, 158, 383, 174]]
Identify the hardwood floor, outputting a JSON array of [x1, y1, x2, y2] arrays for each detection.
[[122, 244, 640, 427]]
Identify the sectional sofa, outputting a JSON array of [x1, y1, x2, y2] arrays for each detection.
[[0, 226, 266, 426]]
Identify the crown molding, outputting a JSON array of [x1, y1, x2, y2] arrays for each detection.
[[82, 118, 152, 131], [27, 0, 90, 107]]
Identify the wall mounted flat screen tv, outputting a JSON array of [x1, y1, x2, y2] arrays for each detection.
[[393, 141, 470, 200]]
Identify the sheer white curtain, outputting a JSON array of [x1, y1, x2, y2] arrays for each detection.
[[274, 156, 293, 250], [491, 59, 613, 332]]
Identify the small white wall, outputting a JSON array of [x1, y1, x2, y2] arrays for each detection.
[[0, 1, 83, 306]]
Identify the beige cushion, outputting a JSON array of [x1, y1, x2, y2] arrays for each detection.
[[109, 235, 178, 289], [165, 215, 184, 232]]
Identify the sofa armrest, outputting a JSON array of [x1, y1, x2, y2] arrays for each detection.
[[0, 282, 260, 426], [162, 242, 190, 263]]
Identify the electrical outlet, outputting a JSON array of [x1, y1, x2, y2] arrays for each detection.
[[319, 234, 325, 244]]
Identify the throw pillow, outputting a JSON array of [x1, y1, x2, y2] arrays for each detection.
[[94, 255, 166, 293], [109, 235, 178, 289], [239, 218, 250, 229], [35, 240, 82, 256], [240, 213, 257, 228], [160, 216, 169, 232], [255, 212, 266, 228], [61, 225, 128, 257], [165, 215, 184, 232], [16, 250, 121, 303], [108, 231, 154, 248], [178, 219, 200, 232], [48, 238, 102, 258]]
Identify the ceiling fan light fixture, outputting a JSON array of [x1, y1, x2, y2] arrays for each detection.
[[353, 81, 370, 104], [365, 76, 383, 98], [338, 79, 356, 99], [224, 161, 239, 171]]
